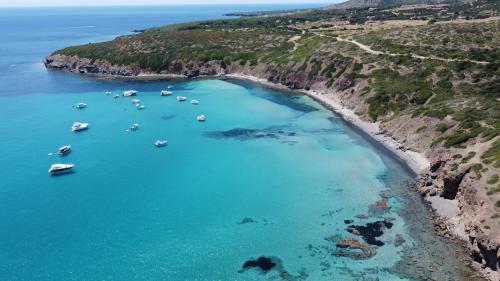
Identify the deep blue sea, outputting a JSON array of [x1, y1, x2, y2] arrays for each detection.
[[0, 4, 475, 281]]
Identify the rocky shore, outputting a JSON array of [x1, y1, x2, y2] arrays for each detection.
[[44, 54, 499, 280]]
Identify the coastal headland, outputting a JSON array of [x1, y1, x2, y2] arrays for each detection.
[[44, 1, 500, 279]]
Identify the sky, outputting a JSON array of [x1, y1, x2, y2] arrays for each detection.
[[0, 0, 335, 7]]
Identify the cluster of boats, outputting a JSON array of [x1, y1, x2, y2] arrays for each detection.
[[50, 87, 206, 175]]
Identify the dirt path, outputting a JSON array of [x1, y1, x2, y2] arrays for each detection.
[[288, 29, 307, 51], [335, 37, 490, 65]]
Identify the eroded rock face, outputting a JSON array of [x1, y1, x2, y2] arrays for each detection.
[[441, 166, 471, 199], [333, 76, 355, 91], [472, 235, 500, 271], [44, 55, 141, 76]]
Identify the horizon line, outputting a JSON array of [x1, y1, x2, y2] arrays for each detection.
[[0, 2, 334, 8]]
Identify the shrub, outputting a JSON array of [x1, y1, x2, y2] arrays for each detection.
[[487, 174, 499, 185], [436, 123, 448, 133]]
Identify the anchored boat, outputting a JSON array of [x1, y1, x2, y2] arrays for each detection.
[[123, 90, 137, 97], [75, 102, 87, 109], [130, 123, 140, 131], [72, 122, 89, 132], [154, 140, 168, 147], [58, 145, 71, 156], [48, 163, 75, 174]]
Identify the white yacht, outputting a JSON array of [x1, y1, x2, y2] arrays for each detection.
[[160, 90, 173, 96], [154, 140, 168, 147], [113, 94, 120, 99], [123, 90, 138, 97], [130, 123, 140, 131], [176, 96, 187, 102], [191, 99, 199, 105], [197, 114, 206, 122], [72, 122, 89, 132], [136, 104, 145, 110], [75, 102, 87, 109], [105, 91, 112, 95], [58, 145, 71, 156], [48, 164, 75, 174], [131, 99, 141, 104]]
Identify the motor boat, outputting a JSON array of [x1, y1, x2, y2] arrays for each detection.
[[154, 140, 168, 147], [58, 145, 71, 156], [113, 94, 120, 99], [72, 122, 89, 132], [105, 91, 112, 95], [131, 99, 141, 104], [48, 163, 75, 174], [167, 85, 173, 89], [191, 99, 199, 105], [130, 123, 140, 131], [136, 105, 145, 110], [176, 96, 187, 102], [160, 90, 172, 96], [123, 90, 138, 97], [75, 102, 87, 109], [197, 114, 206, 122]]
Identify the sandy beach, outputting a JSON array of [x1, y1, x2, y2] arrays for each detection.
[[226, 73, 430, 175]]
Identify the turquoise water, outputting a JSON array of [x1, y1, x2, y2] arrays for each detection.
[[0, 5, 475, 281]]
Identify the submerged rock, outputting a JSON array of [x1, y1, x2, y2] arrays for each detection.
[[369, 199, 391, 216], [378, 189, 396, 199], [334, 237, 376, 259], [161, 114, 176, 121], [204, 127, 297, 141], [239, 256, 307, 280], [238, 217, 256, 224], [394, 234, 406, 247], [347, 220, 394, 246], [204, 128, 277, 140], [241, 256, 276, 272]]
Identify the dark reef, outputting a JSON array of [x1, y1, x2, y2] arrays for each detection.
[[347, 220, 394, 246], [241, 256, 276, 272]]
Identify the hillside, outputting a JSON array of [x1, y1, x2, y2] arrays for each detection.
[[327, 0, 452, 9], [45, 0, 499, 278]]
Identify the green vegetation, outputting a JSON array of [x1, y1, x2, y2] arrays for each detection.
[[461, 152, 476, 163], [436, 123, 448, 133], [487, 174, 499, 185], [416, 126, 427, 133], [482, 139, 500, 168]]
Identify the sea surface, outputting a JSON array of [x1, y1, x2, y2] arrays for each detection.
[[0, 5, 477, 281]]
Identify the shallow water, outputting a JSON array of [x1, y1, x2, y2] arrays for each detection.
[[0, 5, 480, 281]]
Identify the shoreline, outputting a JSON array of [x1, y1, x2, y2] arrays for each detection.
[[225, 73, 498, 280], [42, 65, 496, 280], [225, 73, 430, 176]]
